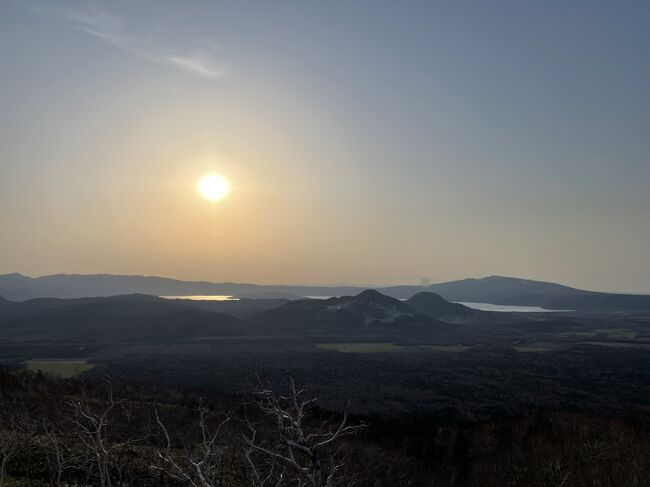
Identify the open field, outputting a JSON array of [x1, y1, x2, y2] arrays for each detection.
[[418, 344, 473, 352], [317, 342, 475, 353], [23, 359, 95, 378]]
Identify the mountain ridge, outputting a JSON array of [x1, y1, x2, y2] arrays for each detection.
[[2, 273, 650, 311]]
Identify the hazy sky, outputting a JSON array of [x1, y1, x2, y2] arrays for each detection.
[[1, 0, 650, 292]]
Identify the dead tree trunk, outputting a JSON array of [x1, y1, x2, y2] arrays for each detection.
[[244, 374, 364, 487]]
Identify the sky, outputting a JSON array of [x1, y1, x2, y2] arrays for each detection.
[[1, 0, 650, 292]]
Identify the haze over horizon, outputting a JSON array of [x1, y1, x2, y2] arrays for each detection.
[[4, 271, 650, 296], [2, 1, 650, 293]]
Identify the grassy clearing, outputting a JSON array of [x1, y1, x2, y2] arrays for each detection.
[[317, 342, 474, 353], [316, 342, 403, 353], [23, 359, 95, 378], [418, 344, 473, 352]]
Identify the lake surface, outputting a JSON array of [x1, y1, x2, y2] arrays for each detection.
[[457, 302, 570, 312], [161, 295, 237, 301], [306, 296, 569, 312]]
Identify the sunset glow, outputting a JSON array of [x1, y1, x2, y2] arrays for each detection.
[[197, 174, 230, 202]]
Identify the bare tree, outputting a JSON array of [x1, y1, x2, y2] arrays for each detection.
[[0, 414, 20, 487], [0, 403, 37, 487], [534, 455, 573, 487], [154, 402, 231, 487], [67, 385, 138, 487], [39, 420, 81, 487], [244, 375, 364, 487]]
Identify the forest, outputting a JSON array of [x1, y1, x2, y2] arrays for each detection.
[[1, 362, 649, 486]]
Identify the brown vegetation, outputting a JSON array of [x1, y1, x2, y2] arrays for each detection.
[[0, 368, 649, 486]]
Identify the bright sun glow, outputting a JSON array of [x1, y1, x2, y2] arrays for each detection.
[[197, 174, 230, 202]]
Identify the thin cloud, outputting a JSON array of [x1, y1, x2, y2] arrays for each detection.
[[163, 54, 226, 78], [57, 5, 226, 79]]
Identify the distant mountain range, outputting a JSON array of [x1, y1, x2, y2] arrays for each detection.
[[2, 273, 650, 311]]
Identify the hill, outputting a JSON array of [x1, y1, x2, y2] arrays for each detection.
[[161, 296, 291, 319], [258, 290, 448, 341], [260, 290, 416, 326], [425, 276, 588, 306], [0, 294, 245, 342], [426, 276, 650, 311], [329, 289, 414, 324], [406, 292, 482, 323]]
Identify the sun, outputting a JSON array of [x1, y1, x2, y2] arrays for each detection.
[[197, 174, 230, 202]]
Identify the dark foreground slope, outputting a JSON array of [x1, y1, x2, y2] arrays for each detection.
[[97, 347, 650, 419], [2, 362, 649, 487], [0, 367, 422, 486]]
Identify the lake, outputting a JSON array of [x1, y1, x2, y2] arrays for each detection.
[[161, 295, 237, 301], [457, 302, 571, 312]]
